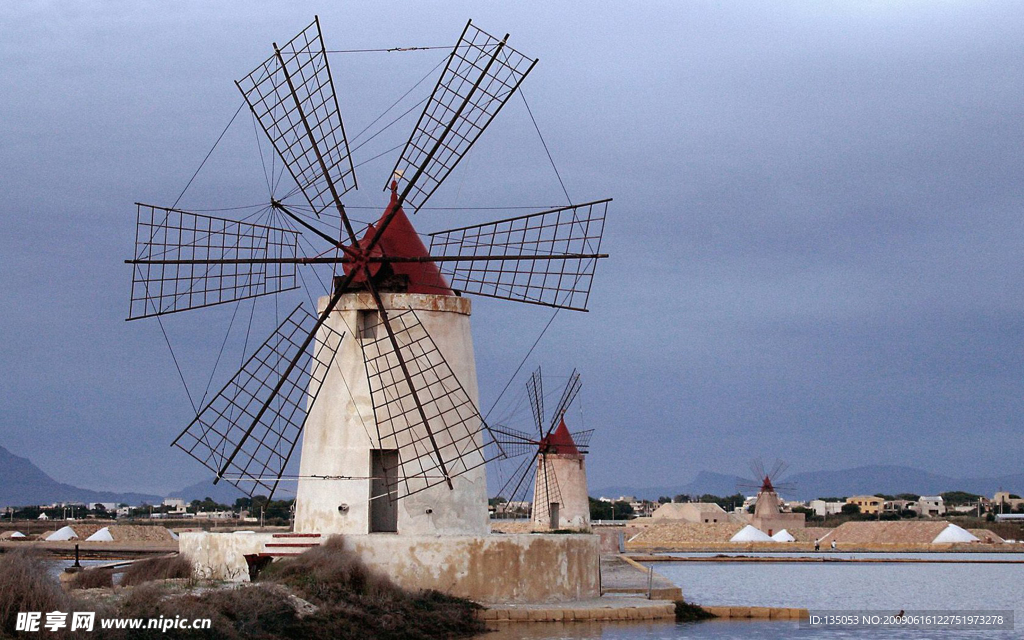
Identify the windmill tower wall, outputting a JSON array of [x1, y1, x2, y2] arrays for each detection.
[[531, 455, 590, 531], [293, 291, 488, 536]]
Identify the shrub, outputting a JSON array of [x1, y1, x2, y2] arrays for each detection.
[[259, 536, 393, 604], [260, 536, 485, 639], [105, 582, 298, 640], [120, 555, 193, 587], [70, 567, 115, 590], [0, 550, 70, 636], [675, 599, 716, 622]]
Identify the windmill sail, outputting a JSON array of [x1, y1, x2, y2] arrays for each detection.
[[428, 200, 609, 311], [360, 309, 499, 499], [526, 366, 544, 436], [388, 21, 536, 211], [128, 204, 299, 319], [237, 17, 357, 229], [568, 429, 594, 454], [547, 369, 581, 433], [172, 304, 344, 498], [490, 425, 538, 458]]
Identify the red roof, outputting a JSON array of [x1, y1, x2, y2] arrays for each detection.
[[343, 190, 452, 295], [540, 417, 580, 456]]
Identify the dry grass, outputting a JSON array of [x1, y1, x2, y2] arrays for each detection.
[[69, 567, 115, 590], [120, 555, 193, 587], [0, 550, 70, 636], [259, 535, 485, 639]]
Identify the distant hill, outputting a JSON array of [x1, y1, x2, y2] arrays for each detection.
[[0, 445, 161, 507], [593, 465, 1024, 502]]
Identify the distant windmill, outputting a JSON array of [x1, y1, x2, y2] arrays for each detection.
[[491, 368, 593, 530], [738, 459, 803, 535], [125, 17, 610, 534]]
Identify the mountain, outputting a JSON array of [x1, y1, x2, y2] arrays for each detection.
[[592, 465, 1024, 502], [593, 471, 747, 501], [0, 445, 161, 507], [784, 465, 1024, 501]]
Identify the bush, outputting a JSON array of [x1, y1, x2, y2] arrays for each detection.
[[70, 567, 115, 590], [106, 582, 298, 640], [675, 599, 716, 622], [120, 555, 193, 587], [0, 550, 70, 636], [260, 535, 485, 639]]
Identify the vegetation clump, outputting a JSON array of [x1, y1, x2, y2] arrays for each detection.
[[120, 555, 194, 587], [0, 550, 70, 636], [69, 567, 115, 590], [258, 536, 485, 639], [674, 599, 717, 622]]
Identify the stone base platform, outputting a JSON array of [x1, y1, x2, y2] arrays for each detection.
[[479, 597, 676, 622], [180, 531, 600, 604], [702, 606, 809, 620]]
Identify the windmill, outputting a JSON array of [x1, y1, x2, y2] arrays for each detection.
[[125, 18, 609, 535], [491, 368, 594, 531], [738, 459, 804, 535]]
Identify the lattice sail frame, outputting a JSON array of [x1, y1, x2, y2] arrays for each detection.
[[237, 17, 357, 220], [129, 204, 299, 320], [429, 200, 608, 311], [172, 304, 345, 498], [360, 309, 499, 500], [388, 21, 537, 212]]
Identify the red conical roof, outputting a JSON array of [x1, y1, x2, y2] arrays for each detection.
[[540, 417, 580, 456], [343, 188, 452, 295]]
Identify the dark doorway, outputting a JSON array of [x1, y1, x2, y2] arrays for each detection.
[[549, 502, 559, 530], [370, 449, 399, 533]]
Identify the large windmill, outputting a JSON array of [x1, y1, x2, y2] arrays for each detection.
[[126, 18, 609, 535], [491, 368, 594, 530]]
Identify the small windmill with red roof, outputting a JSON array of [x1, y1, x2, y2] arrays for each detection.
[[492, 368, 593, 531]]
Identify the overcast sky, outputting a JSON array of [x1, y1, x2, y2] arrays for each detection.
[[2, 2, 1022, 495]]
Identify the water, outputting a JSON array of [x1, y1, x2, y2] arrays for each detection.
[[486, 553, 1024, 639]]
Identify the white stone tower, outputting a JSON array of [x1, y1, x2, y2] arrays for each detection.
[[293, 200, 490, 537], [530, 419, 590, 531]]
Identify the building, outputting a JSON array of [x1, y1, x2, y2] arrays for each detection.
[[993, 492, 1024, 513], [809, 499, 845, 517], [650, 502, 728, 524], [162, 498, 188, 514], [846, 495, 884, 515], [914, 496, 945, 517], [530, 419, 590, 531]]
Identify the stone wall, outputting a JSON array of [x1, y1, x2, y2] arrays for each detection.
[[180, 531, 601, 604]]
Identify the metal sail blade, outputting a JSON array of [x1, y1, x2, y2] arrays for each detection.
[[546, 369, 581, 436], [360, 308, 499, 500], [388, 21, 537, 212], [526, 366, 545, 438], [490, 425, 538, 457], [171, 304, 344, 498], [427, 199, 610, 311], [127, 204, 300, 320], [237, 17, 357, 237], [494, 448, 539, 510], [568, 429, 594, 454]]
